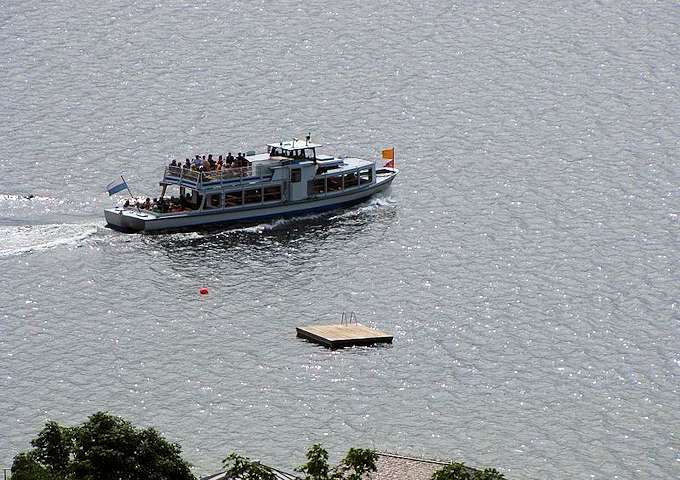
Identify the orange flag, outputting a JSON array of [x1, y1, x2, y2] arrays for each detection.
[[382, 147, 395, 168]]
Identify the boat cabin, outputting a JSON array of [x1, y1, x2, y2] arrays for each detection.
[[151, 141, 376, 215], [266, 139, 322, 162]]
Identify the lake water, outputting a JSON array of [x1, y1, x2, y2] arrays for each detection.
[[1, 1, 678, 478]]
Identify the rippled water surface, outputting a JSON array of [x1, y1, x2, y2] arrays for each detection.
[[1, 1, 678, 479]]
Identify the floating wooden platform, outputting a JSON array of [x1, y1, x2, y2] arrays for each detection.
[[296, 323, 393, 349]]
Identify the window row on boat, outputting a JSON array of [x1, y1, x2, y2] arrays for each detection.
[[202, 185, 284, 210], [310, 167, 373, 195]]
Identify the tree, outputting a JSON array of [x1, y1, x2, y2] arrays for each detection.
[[296, 444, 335, 480], [296, 444, 377, 480], [431, 462, 471, 480], [472, 468, 505, 480], [11, 412, 195, 480], [223, 453, 276, 480], [9, 452, 52, 480], [337, 448, 377, 480], [431, 463, 505, 480]]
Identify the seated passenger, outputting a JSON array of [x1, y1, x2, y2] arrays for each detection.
[[170, 159, 177, 167], [184, 158, 191, 169]]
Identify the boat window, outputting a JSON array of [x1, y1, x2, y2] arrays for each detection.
[[343, 171, 359, 189], [359, 168, 372, 184], [291, 168, 301, 183], [224, 191, 243, 207], [327, 175, 343, 192], [304, 148, 315, 159], [311, 177, 326, 194], [244, 188, 262, 204], [263, 185, 282, 201], [206, 194, 221, 209]]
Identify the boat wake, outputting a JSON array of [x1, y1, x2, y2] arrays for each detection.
[[0, 223, 101, 257]]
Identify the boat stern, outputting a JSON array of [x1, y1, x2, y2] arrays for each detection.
[[104, 208, 154, 233]]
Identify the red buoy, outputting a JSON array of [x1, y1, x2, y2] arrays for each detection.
[[199, 287, 209, 295]]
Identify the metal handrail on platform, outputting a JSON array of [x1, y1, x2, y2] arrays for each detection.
[[163, 165, 267, 189], [340, 311, 358, 326]]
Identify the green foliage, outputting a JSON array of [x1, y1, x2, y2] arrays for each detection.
[[295, 445, 377, 480], [11, 412, 195, 480], [431, 463, 505, 480], [431, 462, 471, 480], [338, 448, 377, 480], [223, 452, 277, 480], [296, 444, 334, 480], [30, 421, 73, 477], [10, 452, 52, 480], [472, 468, 505, 480]]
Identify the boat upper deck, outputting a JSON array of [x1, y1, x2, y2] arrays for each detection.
[[162, 165, 270, 190], [162, 154, 375, 191]]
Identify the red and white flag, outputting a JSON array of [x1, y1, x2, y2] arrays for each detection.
[[382, 147, 395, 168]]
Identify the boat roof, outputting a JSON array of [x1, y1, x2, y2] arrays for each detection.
[[267, 140, 322, 150]]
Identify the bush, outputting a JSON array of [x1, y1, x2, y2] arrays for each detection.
[[223, 452, 277, 480], [431, 462, 471, 480], [431, 462, 505, 480], [295, 444, 377, 480], [472, 468, 505, 480], [11, 412, 195, 480]]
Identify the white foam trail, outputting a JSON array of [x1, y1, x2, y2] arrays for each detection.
[[0, 223, 100, 257]]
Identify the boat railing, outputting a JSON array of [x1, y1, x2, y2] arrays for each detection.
[[163, 165, 270, 188]]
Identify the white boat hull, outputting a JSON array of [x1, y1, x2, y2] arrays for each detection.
[[105, 171, 396, 233]]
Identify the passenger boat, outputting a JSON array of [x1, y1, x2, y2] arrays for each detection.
[[104, 139, 398, 232]]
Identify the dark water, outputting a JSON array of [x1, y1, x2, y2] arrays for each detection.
[[1, 1, 678, 478]]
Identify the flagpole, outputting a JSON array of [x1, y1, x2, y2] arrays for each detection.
[[120, 175, 141, 211], [121, 175, 135, 199]]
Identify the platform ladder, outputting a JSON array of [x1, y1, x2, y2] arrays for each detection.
[[340, 311, 358, 326]]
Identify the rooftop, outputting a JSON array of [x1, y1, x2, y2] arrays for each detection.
[[200, 453, 486, 480]]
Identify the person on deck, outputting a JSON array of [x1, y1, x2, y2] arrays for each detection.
[[226, 152, 235, 166]]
